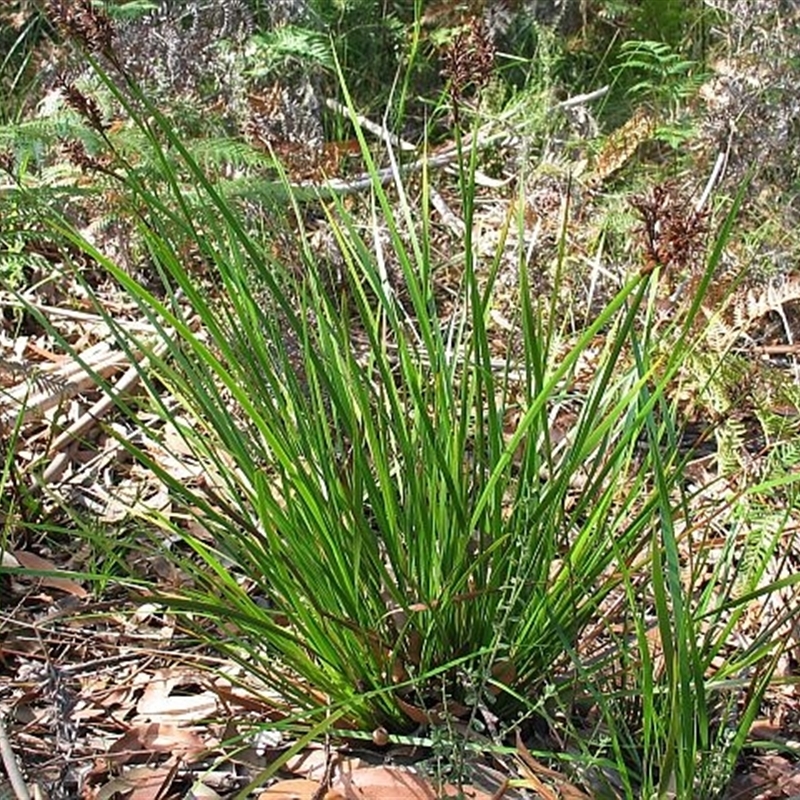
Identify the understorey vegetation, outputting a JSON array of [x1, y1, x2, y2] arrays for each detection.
[[2, 1, 800, 798]]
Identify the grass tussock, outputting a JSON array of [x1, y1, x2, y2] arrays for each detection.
[[2, 2, 800, 798]]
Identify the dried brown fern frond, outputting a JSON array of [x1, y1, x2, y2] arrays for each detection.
[[733, 274, 800, 333], [701, 274, 800, 354]]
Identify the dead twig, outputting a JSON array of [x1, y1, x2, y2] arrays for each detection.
[[0, 712, 31, 800]]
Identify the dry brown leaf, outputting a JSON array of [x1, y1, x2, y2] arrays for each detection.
[[108, 722, 206, 764], [489, 660, 516, 695], [74, 676, 135, 721], [260, 767, 498, 800], [515, 730, 590, 800], [210, 682, 289, 717], [139, 688, 219, 720], [136, 669, 219, 720], [334, 766, 496, 799], [394, 695, 434, 725], [95, 766, 176, 800], [394, 694, 469, 725], [13, 549, 88, 597], [282, 746, 333, 780], [257, 778, 321, 800]]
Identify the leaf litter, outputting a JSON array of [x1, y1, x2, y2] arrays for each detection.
[[4, 15, 800, 800]]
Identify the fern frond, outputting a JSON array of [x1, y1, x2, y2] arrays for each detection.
[[734, 275, 800, 333], [189, 137, 273, 173], [0, 115, 103, 164], [716, 416, 748, 476], [731, 500, 783, 599], [247, 27, 333, 75]]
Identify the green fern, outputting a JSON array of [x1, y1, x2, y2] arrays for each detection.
[[190, 136, 274, 172], [715, 416, 748, 477], [611, 39, 707, 114], [247, 27, 334, 75], [730, 499, 785, 600], [0, 114, 102, 168], [104, 1, 160, 22], [679, 343, 800, 483]]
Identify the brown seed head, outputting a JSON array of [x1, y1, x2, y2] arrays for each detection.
[[45, 0, 114, 54], [59, 80, 108, 132]]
